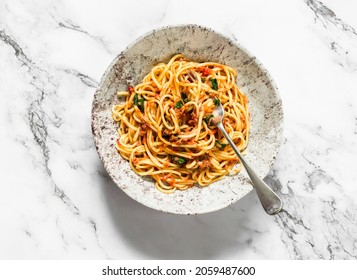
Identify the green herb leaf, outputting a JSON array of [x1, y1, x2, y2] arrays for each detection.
[[211, 78, 218, 90], [213, 97, 220, 106], [203, 114, 214, 125], [216, 140, 227, 150], [134, 94, 139, 106], [138, 98, 145, 112], [174, 100, 184, 109], [171, 156, 186, 165], [134, 94, 145, 112], [181, 93, 189, 103]]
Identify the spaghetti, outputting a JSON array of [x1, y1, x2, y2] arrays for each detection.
[[112, 54, 250, 193]]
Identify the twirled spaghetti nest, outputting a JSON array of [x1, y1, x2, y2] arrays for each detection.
[[112, 54, 249, 193]]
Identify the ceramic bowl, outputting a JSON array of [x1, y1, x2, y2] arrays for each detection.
[[92, 24, 283, 214]]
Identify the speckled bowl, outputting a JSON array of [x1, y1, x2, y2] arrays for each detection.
[[92, 25, 283, 214]]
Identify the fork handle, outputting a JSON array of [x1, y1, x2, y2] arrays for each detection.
[[217, 122, 282, 215]]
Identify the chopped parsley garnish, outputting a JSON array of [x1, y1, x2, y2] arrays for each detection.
[[171, 156, 186, 165], [133, 94, 145, 112], [215, 140, 227, 150], [211, 78, 218, 90], [133, 93, 138, 105], [138, 101, 144, 112], [213, 97, 220, 106], [203, 114, 214, 125], [174, 100, 184, 109], [181, 93, 189, 103]]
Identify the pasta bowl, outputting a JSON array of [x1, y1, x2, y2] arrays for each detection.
[[91, 24, 284, 214]]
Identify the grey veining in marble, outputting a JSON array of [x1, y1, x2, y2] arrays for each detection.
[[1, 0, 357, 259]]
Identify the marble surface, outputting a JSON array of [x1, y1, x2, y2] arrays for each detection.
[[1, 0, 356, 259]]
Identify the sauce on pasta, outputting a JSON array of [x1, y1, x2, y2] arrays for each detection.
[[112, 54, 249, 193]]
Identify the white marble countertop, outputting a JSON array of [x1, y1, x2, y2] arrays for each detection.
[[1, 0, 357, 259]]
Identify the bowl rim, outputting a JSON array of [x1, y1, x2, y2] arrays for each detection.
[[91, 24, 284, 214]]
